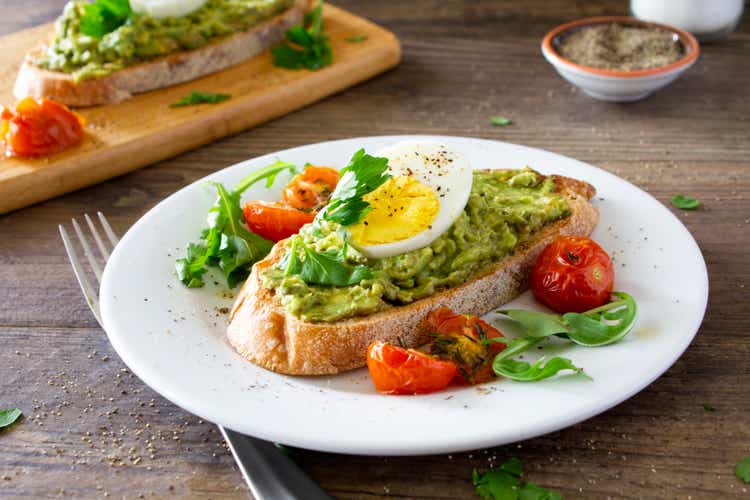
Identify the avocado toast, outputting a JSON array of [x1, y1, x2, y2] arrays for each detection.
[[228, 169, 598, 375], [14, 0, 311, 106]]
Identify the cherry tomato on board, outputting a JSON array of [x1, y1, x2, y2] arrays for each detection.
[[531, 236, 615, 313], [282, 166, 340, 210], [0, 97, 85, 158], [242, 201, 315, 242], [367, 340, 458, 395], [426, 307, 506, 384]]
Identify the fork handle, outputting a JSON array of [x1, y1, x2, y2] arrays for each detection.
[[220, 426, 333, 500]]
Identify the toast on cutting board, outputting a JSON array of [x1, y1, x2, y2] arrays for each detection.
[[13, 0, 312, 107], [227, 173, 598, 376]]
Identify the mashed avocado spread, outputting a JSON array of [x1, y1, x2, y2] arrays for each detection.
[[262, 169, 570, 322], [35, 0, 293, 81]]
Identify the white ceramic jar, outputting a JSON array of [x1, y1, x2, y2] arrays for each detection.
[[630, 0, 744, 40]]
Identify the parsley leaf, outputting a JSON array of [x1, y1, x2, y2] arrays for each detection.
[[80, 0, 132, 38], [283, 237, 372, 286], [490, 116, 513, 126], [737, 456, 750, 484], [346, 35, 367, 43], [272, 0, 332, 70], [176, 160, 296, 288], [170, 91, 231, 108], [671, 194, 700, 210], [703, 403, 716, 412], [319, 148, 391, 226], [0, 408, 22, 430], [473, 458, 561, 500]]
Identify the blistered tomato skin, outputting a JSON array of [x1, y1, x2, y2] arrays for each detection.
[[0, 97, 85, 158], [367, 340, 457, 395], [282, 166, 340, 210], [531, 236, 615, 313]]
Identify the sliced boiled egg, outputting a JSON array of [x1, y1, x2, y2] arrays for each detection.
[[347, 140, 473, 259], [130, 0, 207, 19]]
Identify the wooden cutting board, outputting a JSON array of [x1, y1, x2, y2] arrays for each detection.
[[0, 4, 400, 214]]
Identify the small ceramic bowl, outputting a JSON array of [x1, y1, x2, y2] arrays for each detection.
[[541, 16, 700, 102]]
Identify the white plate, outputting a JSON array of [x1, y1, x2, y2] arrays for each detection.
[[100, 136, 708, 456]]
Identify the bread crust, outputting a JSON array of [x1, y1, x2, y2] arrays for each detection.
[[227, 173, 598, 375], [13, 0, 311, 107]]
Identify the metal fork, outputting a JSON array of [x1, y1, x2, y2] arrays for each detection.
[[60, 212, 332, 500]]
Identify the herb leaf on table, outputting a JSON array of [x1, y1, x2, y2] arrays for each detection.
[[273, 0, 332, 70], [473, 458, 561, 500], [671, 194, 700, 210], [0, 408, 22, 430], [737, 456, 750, 484], [176, 160, 296, 288], [490, 116, 513, 126]]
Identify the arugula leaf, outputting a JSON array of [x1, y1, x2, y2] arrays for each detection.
[[272, 0, 332, 70], [671, 194, 700, 210], [0, 408, 22, 430], [319, 148, 391, 226], [170, 91, 231, 108], [346, 35, 367, 43], [563, 292, 637, 347], [497, 292, 637, 348], [496, 310, 571, 338], [737, 456, 750, 484], [80, 0, 131, 38], [494, 356, 584, 382], [283, 237, 372, 286], [490, 116, 513, 126], [176, 160, 296, 288], [473, 458, 561, 500]]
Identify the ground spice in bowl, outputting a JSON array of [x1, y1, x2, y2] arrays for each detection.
[[556, 23, 684, 71]]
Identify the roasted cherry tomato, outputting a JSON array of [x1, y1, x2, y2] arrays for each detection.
[[242, 201, 315, 242], [282, 166, 339, 210], [427, 307, 506, 384], [1, 97, 85, 158], [531, 236, 615, 313], [367, 340, 458, 395]]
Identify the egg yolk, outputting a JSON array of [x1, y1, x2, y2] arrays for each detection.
[[348, 176, 439, 247]]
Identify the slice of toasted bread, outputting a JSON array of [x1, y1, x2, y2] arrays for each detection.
[[227, 173, 598, 375], [13, 0, 311, 107]]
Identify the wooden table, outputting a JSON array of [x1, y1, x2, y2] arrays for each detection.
[[1, 1, 748, 498]]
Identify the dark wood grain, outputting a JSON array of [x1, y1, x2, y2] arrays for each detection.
[[1, 1, 749, 498]]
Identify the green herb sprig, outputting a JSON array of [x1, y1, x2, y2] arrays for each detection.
[[170, 91, 231, 108], [0, 408, 22, 430], [273, 0, 332, 70], [491, 292, 638, 381], [473, 457, 562, 500], [282, 236, 372, 286], [80, 0, 132, 38], [671, 194, 700, 210], [176, 160, 297, 288], [318, 148, 391, 226]]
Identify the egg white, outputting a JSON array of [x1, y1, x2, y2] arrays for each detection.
[[353, 140, 473, 259], [130, 0, 207, 19]]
